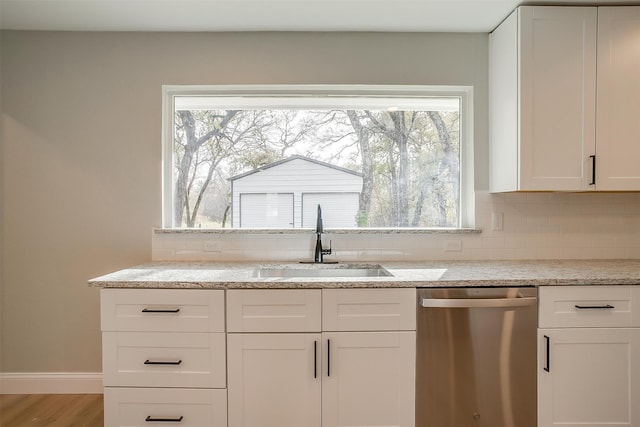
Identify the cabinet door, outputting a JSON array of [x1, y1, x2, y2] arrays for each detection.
[[538, 328, 640, 427], [519, 6, 597, 191], [322, 332, 416, 427], [227, 333, 321, 427], [596, 7, 640, 190]]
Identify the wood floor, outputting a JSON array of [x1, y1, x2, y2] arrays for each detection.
[[0, 394, 103, 427]]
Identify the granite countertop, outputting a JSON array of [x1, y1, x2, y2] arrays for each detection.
[[88, 259, 640, 289]]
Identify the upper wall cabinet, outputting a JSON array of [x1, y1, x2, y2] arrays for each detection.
[[490, 5, 640, 192], [596, 7, 640, 191], [490, 6, 597, 192]]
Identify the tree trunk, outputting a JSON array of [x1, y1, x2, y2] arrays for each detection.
[[174, 110, 238, 226], [389, 112, 411, 227], [221, 205, 230, 228], [426, 111, 459, 226], [346, 110, 373, 227]]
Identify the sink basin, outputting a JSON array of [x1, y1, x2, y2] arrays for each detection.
[[253, 264, 393, 278]]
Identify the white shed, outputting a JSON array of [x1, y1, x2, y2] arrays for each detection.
[[230, 155, 363, 228]]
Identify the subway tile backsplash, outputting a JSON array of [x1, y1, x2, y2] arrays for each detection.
[[152, 191, 640, 262]]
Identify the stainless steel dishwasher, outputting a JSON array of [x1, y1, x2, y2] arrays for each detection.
[[416, 287, 537, 427]]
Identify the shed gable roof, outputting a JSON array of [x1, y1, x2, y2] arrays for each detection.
[[229, 155, 362, 181]]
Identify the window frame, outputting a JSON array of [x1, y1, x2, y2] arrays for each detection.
[[162, 84, 475, 230]]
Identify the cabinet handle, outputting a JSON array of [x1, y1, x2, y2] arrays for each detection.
[[314, 341, 318, 379], [144, 359, 182, 365], [575, 304, 615, 310], [142, 308, 180, 313], [589, 155, 596, 186], [544, 335, 550, 373], [327, 339, 331, 377], [145, 416, 183, 422]]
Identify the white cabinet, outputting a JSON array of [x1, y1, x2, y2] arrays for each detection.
[[490, 6, 597, 192], [226, 288, 416, 427], [596, 7, 640, 190], [538, 286, 640, 427], [101, 289, 227, 427], [227, 333, 322, 427], [321, 332, 415, 427], [100, 287, 415, 427]]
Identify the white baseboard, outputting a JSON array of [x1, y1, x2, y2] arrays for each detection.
[[0, 372, 103, 394]]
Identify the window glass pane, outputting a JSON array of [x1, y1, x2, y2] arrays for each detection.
[[172, 97, 461, 229]]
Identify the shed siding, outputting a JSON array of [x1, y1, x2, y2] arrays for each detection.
[[301, 193, 360, 228], [232, 158, 362, 228]]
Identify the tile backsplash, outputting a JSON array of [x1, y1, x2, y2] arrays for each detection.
[[152, 191, 640, 262]]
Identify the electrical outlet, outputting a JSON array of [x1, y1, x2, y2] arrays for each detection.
[[203, 241, 221, 252], [491, 212, 504, 231]]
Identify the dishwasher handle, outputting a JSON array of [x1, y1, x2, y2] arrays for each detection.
[[420, 296, 537, 309]]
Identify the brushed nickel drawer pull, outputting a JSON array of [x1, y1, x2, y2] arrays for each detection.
[[145, 415, 183, 422], [142, 308, 180, 313], [575, 304, 615, 310], [144, 359, 182, 365]]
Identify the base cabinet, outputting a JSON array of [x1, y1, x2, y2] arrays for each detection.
[[538, 286, 640, 427], [322, 332, 415, 427], [101, 287, 416, 427], [227, 331, 415, 427], [538, 329, 640, 427], [226, 288, 416, 427], [227, 333, 322, 427]]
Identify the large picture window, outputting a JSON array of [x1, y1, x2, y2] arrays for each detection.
[[163, 85, 473, 229]]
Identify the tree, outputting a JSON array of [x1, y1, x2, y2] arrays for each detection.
[[346, 110, 374, 226], [427, 111, 459, 226], [174, 110, 238, 226], [364, 111, 417, 226]]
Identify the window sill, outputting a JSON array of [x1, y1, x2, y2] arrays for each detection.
[[154, 228, 482, 235]]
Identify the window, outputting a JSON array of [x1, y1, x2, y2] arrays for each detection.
[[162, 85, 474, 229]]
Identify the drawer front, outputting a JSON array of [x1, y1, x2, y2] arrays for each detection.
[[101, 289, 225, 333], [104, 387, 227, 427], [102, 332, 226, 388], [227, 289, 322, 332], [323, 288, 416, 331], [539, 286, 635, 328]]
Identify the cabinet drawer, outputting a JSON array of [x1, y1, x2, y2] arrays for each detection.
[[104, 387, 227, 427], [539, 286, 636, 328], [323, 288, 416, 331], [102, 332, 226, 388], [101, 289, 225, 333], [227, 289, 321, 332]]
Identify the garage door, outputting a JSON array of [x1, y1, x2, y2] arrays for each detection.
[[240, 193, 294, 228]]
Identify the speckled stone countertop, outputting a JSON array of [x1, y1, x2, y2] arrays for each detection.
[[88, 260, 640, 289]]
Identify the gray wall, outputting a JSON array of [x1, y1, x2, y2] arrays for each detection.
[[0, 31, 488, 372]]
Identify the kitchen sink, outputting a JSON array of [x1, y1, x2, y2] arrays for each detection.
[[253, 264, 393, 278]]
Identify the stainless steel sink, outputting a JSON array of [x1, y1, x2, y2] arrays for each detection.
[[253, 264, 392, 278]]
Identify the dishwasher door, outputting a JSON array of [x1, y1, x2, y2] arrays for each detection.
[[416, 287, 537, 427]]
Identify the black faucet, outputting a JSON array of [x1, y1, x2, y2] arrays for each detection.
[[314, 204, 333, 263]]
